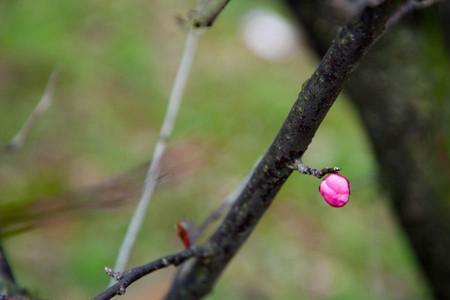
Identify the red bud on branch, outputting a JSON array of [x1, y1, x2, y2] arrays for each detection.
[[176, 221, 191, 248]]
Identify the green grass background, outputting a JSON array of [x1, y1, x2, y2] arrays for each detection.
[[0, 0, 430, 299]]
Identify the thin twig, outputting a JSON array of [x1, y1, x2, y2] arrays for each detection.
[[95, 246, 209, 300], [3, 70, 58, 152], [110, 29, 201, 282], [291, 160, 341, 179]]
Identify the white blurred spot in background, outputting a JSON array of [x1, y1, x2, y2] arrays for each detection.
[[241, 9, 299, 62]]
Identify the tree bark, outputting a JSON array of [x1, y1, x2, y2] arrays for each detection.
[[164, 2, 407, 299], [284, 1, 450, 299]]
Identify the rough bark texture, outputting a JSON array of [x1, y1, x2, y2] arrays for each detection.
[[164, 2, 406, 299], [285, 1, 450, 299]]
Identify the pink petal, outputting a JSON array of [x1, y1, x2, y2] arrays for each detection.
[[319, 174, 350, 208]]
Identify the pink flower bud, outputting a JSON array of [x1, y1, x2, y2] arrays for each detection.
[[319, 173, 350, 208]]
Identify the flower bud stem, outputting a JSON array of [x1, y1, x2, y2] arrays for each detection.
[[291, 160, 341, 179]]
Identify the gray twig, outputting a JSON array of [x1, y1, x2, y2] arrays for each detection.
[[292, 160, 341, 179], [110, 29, 201, 282], [110, 0, 231, 282], [94, 246, 210, 300]]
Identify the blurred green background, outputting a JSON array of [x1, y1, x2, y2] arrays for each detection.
[[0, 0, 430, 299]]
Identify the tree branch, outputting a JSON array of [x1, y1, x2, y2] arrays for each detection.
[[111, 0, 230, 282], [285, 0, 450, 298], [191, 0, 230, 27], [169, 157, 261, 287], [94, 246, 210, 300], [164, 1, 407, 299], [110, 28, 201, 280]]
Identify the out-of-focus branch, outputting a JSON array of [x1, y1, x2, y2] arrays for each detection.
[[110, 0, 229, 283], [387, 0, 444, 27], [0, 143, 207, 238], [94, 246, 210, 300], [3, 70, 58, 152], [191, 0, 230, 27], [109, 28, 201, 283], [0, 71, 58, 297], [164, 2, 408, 299]]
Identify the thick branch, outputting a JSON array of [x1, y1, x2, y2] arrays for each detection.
[[285, 0, 450, 298], [164, 1, 406, 299], [94, 246, 209, 300]]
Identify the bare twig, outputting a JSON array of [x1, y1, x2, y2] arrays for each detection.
[[164, 2, 411, 299], [291, 160, 341, 179], [95, 246, 210, 300], [111, 0, 231, 281], [110, 28, 201, 281], [3, 70, 58, 152]]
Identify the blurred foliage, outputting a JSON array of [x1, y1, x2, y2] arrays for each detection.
[[0, 0, 431, 299]]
